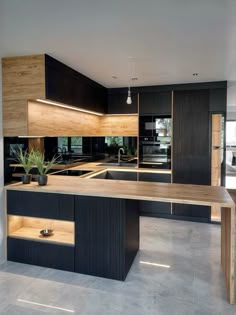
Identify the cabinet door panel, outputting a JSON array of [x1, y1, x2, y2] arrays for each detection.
[[75, 196, 139, 280], [139, 92, 171, 115], [7, 191, 74, 221], [107, 92, 138, 114], [172, 90, 211, 220], [8, 237, 74, 271]]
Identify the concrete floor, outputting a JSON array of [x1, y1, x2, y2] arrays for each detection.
[[0, 217, 235, 315]]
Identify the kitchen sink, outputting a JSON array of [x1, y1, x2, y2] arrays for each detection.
[[91, 170, 138, 180], [90, 169, 171, 182], [51, 169, 93, 176]]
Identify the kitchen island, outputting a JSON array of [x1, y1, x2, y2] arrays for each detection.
[[5, 176, 235, 304]]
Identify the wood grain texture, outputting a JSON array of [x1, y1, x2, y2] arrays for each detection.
[[28, 101, 138, 136], [211, 114, 222, 221], [2, 55, 45, 136], [221, 206, 235, 304], [28, 100, 100, 136], [8, 215, 74, 245], [99, 114, 138, 136], [3, 99, 28, 135], [28, 138, 45, 152], [5, 177, 234, 208]]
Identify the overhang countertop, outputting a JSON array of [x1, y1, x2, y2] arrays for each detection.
[[5, 176, 234, 208]]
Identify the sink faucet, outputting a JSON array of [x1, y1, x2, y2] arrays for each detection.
[[118, 148, 125, 165]]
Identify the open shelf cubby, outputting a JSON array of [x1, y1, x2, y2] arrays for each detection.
[[8, 215, 75, 245]]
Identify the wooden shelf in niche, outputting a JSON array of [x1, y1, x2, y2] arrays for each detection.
[[8, 215, 74, 245]]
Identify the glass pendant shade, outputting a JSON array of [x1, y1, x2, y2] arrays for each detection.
[[126, 88, 132, 104]]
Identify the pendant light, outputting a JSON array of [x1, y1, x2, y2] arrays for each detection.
[[126, 57, 137, 105], [126, 86, 132, 104]]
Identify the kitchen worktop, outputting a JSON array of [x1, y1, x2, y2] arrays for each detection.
[[6, 174, 234, 208]]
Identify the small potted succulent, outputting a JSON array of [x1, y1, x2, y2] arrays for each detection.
[[32, 151, 57, 186], [15, 148, 34, 184]]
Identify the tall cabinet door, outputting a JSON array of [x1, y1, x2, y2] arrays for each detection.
[[172, 90, 211, 222], [211, 114, 224, 222]]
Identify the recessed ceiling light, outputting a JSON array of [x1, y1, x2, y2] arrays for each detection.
[[193, 73, 198, 76], [131, 77, 138, 81], [112, 75, 117, 79]]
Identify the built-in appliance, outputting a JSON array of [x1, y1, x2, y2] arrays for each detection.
[[139, 116, 171, 169]]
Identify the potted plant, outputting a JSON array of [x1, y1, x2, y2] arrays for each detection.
[[32, 151, 57, 186], [15, 147, 34, 184]]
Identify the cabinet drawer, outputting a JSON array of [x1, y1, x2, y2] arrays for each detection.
[[7, 237, 74, 272], [7, 191, 74, 221]]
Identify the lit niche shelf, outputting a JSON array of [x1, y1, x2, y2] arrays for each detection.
[[8, 215, 74, 246]]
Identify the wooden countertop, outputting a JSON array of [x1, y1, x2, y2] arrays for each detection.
[[5, 176, 234, 208]]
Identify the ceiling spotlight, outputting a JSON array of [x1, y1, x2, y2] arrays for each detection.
[[193, 73, 198, 76], [112, 75, 117, 79]]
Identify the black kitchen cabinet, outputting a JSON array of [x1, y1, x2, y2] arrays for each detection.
[[172, 89, 211, 222], [139, 173, 172, 217], [75, 196, 139, 280], [139, 91, 171, 115], [45, 55, 107, 113], [7, 191, 74, 221], [8, 238, 74, 272], [107, 89, 138, 114], [209, 88, 227, 113], [7, 190, 75, 271]]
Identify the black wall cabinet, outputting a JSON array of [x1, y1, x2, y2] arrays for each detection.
[[107, 89, 138, 114], [45, 55, 107, 113], [139, 91, 171, 115]]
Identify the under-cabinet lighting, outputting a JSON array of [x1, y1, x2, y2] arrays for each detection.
[[18, 136, 45, 138], [140, 261, 170, 268], [17, 299, 75, 313], [36, 99, 104, 116]]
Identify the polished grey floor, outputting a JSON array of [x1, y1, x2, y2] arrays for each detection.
[[0, 217, 236, 315]]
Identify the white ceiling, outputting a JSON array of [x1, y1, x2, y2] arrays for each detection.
[[1, 0, 236, 88]]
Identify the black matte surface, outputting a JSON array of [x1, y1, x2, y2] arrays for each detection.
[[75, 196, 139, 280], [172, 89, 211, 220], [8, 237, 74, 271], [7, 191, 74, 221]]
